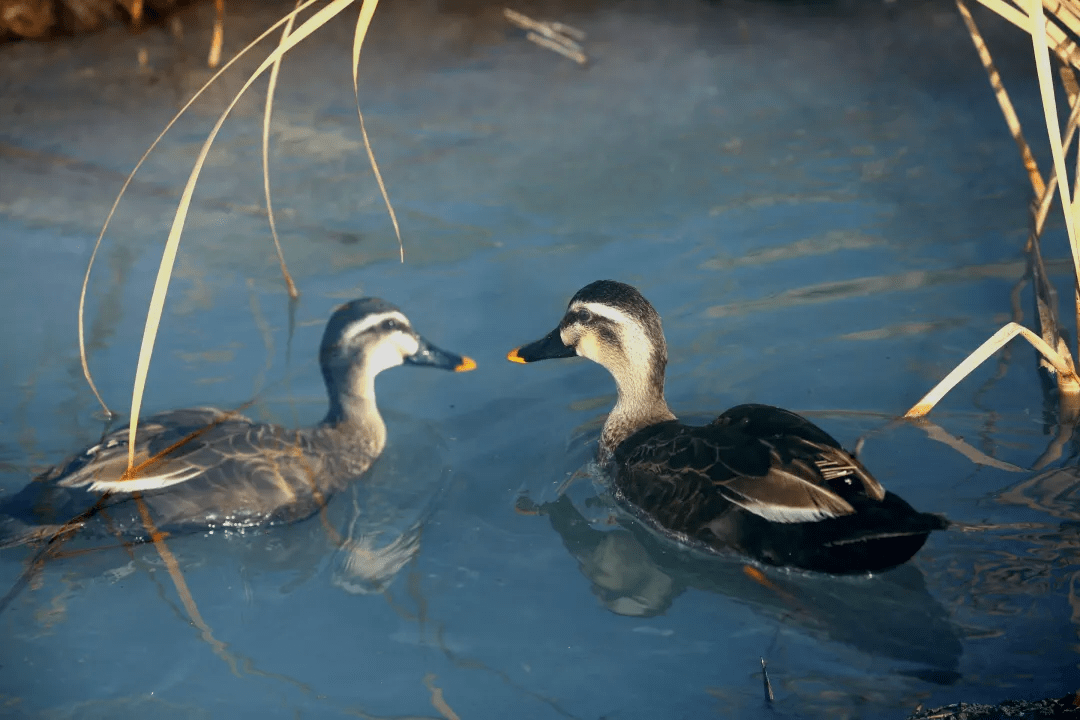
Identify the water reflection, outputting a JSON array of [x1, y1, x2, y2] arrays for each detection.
[[992, 465, 1080, 646], [525, 491, 962, 680]]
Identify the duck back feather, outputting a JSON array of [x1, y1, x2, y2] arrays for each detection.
[[612, 404, 947, 574]]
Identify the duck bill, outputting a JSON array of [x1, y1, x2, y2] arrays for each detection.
[[406, 337, 476, 372], [507, 328, 576, 363]]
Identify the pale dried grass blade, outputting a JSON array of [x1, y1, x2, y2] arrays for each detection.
[[208, 0, 225, 69], [974, 0, 1080, 68], [1025, 85, 1080, 371], [263, 1, 301, 298], [504, 8, 588, 65], [1031, 0, 1080, 371], [1059, 63, 1080, 105], [957, 0, 1044, 196], [525, 31, 588, 65], [125, 0, 360, 471], [1031, 0, 1080, 279], [79, 0, 322, 417], [974, 0, 1029, 31], [905, 322, 1080, 417], [350, 0, 403, 262]]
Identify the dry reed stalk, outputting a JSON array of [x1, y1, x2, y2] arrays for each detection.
[[504, 8, 588, 65], [64, 1, 389, 666], [957, 0, 1044, 196], [123, 0, 368, 471], [905, 0, 1080, 417], [351, 0, 402, 262], [906, 323, 1079, 417], [79, 0, 324, 418], [262, 0, 301, 298]]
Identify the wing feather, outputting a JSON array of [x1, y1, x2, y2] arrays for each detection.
[[615, 406, 886, 527]]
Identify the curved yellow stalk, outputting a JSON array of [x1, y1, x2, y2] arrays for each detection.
[[905, 322, 1080, 418], [1031, 0, 1080, 293], [78, 0, 322, 417], [262, 0, 302, 299], [125, 0, 362, 472], [351, 0, 403, 262]]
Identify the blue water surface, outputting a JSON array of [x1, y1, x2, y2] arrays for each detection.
[[1, 0, 1077, 718]]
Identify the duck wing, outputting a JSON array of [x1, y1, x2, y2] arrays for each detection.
[[711, 404, 886, 516], [615, 404, 885, 527], [48, 407, 258, 494]]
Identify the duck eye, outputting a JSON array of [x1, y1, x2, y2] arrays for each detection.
[[381, 318, 399, 332], [578, 309, 593, 324]]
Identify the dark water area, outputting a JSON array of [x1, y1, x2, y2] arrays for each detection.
[[1, 0, 1078, 717]]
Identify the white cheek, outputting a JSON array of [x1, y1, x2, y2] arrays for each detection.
[[365, 338, 407, 375], [395, 333, 420, 357], [576, 333, 600, 362]]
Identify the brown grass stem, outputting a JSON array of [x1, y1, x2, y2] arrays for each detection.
[[133, 494, 240, 675]]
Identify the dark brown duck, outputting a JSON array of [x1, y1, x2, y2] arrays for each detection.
[[1, 298, 475, 547], [507, 280, 945, 574]]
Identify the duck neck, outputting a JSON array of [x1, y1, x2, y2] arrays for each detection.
[[321, 369, 387, 457], [599, 372, 675, 460]]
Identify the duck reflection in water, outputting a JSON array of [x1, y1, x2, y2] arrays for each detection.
[[526, 492, 961, 681], [228, 418, 453, 596]]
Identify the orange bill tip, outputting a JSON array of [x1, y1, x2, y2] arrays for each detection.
[[507, 348, 527, 364], [454, 356, 477, 373]]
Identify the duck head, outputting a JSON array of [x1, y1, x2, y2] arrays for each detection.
[[508, 280, 675, 453], [321, 298, 474, 426]]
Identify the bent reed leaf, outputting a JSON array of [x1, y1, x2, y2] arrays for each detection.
[[125, 0, 360, 472], [262, 0, 303, 299], [79, 0, 324, 418], [351, 0, 404, 262], [905, 323, 1080, 417]]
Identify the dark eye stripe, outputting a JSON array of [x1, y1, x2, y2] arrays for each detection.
[[597, 324, 619, 346]]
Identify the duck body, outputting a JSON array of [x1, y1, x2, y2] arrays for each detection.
[[611, 404, 946, 574], [3, 408, 374, 543], [509, 280, 946, 575], [1, 298, 474, 548]]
